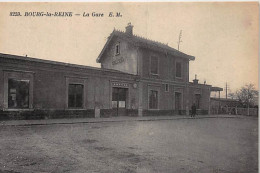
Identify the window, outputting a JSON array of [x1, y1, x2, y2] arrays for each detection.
[[150, 56, 158, 74], [149, 90, 158, 109], [195, 94, 201, 109], [8, 79, 29, 108], [176, 62, 182, 78], [115, 43, 120, 55], [165, 84, 169, 92], [68, 84, 83, 108]]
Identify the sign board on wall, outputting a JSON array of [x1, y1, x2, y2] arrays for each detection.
[[112, 57, 124, 65], [112, 82, 128, 87]]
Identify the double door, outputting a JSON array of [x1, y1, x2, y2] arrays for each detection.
[[112, 87, 128, 116]]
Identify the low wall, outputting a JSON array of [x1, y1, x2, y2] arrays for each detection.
[[193, 109, 209, 115], [0, 108, 210, 120], [0, 109, 95, 120], [142, 110, 186, 116], [100, 109, 138, 117]]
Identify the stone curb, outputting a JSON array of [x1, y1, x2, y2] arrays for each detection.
[[0, 115, 248, 127]]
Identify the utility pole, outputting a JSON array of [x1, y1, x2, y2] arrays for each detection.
[[177, 30, 182, 51], [225, 82, 229, 99], [226, 82, 228, 99]]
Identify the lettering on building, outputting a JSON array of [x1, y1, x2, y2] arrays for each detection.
[[112, 82, 128, 87], [112, 57, 124, 65]]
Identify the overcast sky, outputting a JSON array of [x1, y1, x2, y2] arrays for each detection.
[[0, 2, 258, 97]]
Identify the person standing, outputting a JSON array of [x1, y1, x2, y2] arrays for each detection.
[[191, 103, 197, 117]]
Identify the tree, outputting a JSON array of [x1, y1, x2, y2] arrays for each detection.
[[235, 84, 258, 115], [228, 92, 236, 99]]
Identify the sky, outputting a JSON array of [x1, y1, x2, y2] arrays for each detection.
[[0, 2, 258, 97]]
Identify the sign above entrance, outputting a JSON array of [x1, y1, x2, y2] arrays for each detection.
[[112, 82, 128, 87]]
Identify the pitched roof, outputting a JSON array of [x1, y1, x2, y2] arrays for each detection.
[[96, 29, 195, 63], [210, 98, 239, 102], [0, 53, 137, 76]]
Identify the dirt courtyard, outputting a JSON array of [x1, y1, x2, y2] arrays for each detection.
[[0, 116, 258, 173]]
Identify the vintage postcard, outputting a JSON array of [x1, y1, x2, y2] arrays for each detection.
[[0, 2, 258, 173]]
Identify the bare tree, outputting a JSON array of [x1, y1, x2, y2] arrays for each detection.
[[235, 84, 258, 115], [228, 92, 236, 99]]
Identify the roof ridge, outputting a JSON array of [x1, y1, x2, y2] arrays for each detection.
[[114, 29, 169, 47]]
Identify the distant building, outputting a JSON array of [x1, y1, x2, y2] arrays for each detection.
[[210, 98, 241, 114], [0, 23, 220, 119]]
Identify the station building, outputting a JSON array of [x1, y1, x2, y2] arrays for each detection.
[[0, 23, 217, 119]]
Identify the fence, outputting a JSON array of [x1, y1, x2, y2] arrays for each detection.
[[211, 107, 258, 116], [236, 108, 258, 116]]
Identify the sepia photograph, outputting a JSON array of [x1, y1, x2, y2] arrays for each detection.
[[0, 2, 258, 173]]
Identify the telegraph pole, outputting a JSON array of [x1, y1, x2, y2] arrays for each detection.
[[225, 82, 229, 99], [177, 30, 182, 51]]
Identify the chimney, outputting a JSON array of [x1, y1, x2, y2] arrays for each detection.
[[125, 22, 133, 35], [193, 74, 199, 84]]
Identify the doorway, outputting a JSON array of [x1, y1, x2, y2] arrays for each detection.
[[175, 92, 182, 114], [112, 87, 128, 116]]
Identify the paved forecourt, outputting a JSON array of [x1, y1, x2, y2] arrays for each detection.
[[0, 114, 257, 173]]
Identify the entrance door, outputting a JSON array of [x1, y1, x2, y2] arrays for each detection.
[[112, 87, 128, 116], [175, 92, 182, 114]]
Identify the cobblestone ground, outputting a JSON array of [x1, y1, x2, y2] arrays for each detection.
[[0, 117, 258, 173]]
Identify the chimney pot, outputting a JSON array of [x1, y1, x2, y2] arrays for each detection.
[[125, 22, 134, 35], [193, 74, 199, 84]]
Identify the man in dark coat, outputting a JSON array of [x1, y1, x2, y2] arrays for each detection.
[[191, 103, 196, 117]]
